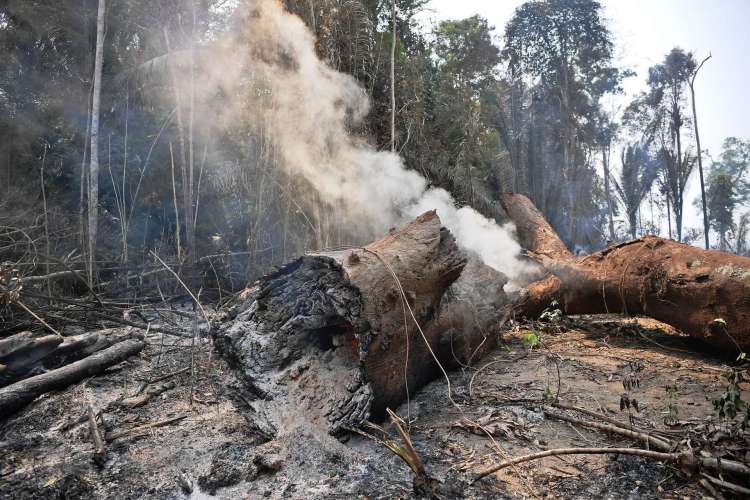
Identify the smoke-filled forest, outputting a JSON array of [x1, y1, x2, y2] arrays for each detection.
[[1, 1, 750, 499]]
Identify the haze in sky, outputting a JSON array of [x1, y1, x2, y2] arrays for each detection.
[[419, 0, 750, 234]]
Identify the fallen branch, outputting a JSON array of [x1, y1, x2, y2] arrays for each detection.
[[544, 409, 673, 452], [105, 414, 187, 442], [89, 311, 191, 338], [87, 403, 106, 465], [474, 447, 681, 482], [136, 366, 189, 394], [19, 270, 81, 284], [701, 472, 750, 497], [543, 409, 750, 477], [121, 380, 176, 408], [551, 401, 647, 432], [13, 299, 63, 337], [0, 339, 145, 418], [48, 332, 100, 360]]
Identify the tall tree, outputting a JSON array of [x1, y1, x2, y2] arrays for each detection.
[[88, 0, 106, 284], [597, 115, 618, 242], [705, 137, 750, 252], [706, 169, 734, 251], [688, 54, 711, 249], [627, 48, 696, 242], [390, 0, 396, 152], [502, 0, 626, 248], [614, 143, 659, 239]]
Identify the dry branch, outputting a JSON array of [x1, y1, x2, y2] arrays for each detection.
[[474, 447, 682, 482], [122, 380, 175, 408], [543, 409, 673, 452], [87, 403, 107, 464], [105, 414, 187, 442]]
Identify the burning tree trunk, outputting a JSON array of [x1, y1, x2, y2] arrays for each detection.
[[215, 211, 488, 434], [502, 193, 750, 354]]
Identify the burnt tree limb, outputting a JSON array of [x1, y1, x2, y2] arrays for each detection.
[[502, 193, 750, 354], [0, 339, 145, 418], [214, 211, 487, 434]]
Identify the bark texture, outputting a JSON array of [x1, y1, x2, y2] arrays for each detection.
[[214, 211, 479, 434], [502, 193, 750, 354]]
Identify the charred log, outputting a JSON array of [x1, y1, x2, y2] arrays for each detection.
[[502, 193, 750, 354], [0, 338, 145, 418], [214, 211, 490, 434]]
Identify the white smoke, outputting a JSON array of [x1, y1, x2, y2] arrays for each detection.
[[212, 0, 532, 282]]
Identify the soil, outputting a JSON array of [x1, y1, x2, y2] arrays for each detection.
[[0, 313, 744, 499]]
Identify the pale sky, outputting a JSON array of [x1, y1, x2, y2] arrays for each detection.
[[418, 0, 750, 235]]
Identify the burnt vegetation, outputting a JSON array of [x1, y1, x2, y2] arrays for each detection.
[[1, 1, 749, 499]]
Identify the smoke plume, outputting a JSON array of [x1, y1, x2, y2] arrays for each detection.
[[212, 0, 532, 282]]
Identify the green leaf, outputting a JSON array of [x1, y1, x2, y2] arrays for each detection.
[[522, 332, 539, 348]]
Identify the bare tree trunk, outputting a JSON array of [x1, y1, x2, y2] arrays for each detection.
[[164, 28, 191, 262], [120, 87, 129, 263], [87, 0, 106, 285], [187, 4, 197, 263], [665, 189, 672, 240], [603, 144, 615, 242], [691, 55, 712, 250], [675, 131, 684, 242], [169, 143, 182, 260], [390, 0, 396, 152], [40, 144, 51, 297]]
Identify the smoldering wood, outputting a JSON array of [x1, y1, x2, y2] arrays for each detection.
[[0, 338, 145, 418], [502, 193, 750, 353], [215, 211, 503, 434], [424, 257, 511, 367]]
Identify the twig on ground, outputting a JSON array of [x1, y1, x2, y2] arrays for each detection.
[[14, 299, 63, 337], [701, 472, 750, 496], [469, 352, 529, 398], [89, 311, 190, 338], [474, 447, 681, 482], [149, 251, 210, 325], [86, 403, 107, 465], [137, 366, 189, 394], [544, 408, 673, 451], [105, 414, 187, 442], [122, 381, 176, 408]]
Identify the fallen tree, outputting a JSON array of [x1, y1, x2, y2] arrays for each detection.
[[503, 193, 750, 354], [214, 211, 498, 434]]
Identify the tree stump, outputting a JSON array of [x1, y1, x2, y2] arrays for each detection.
[[214, 211, 491, 434]]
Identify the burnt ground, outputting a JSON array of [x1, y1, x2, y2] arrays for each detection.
[[0, 313, 745, 499]]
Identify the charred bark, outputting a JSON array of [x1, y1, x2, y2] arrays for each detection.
[[502, 193, 750, 354], [214, 211, 481, 434]]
